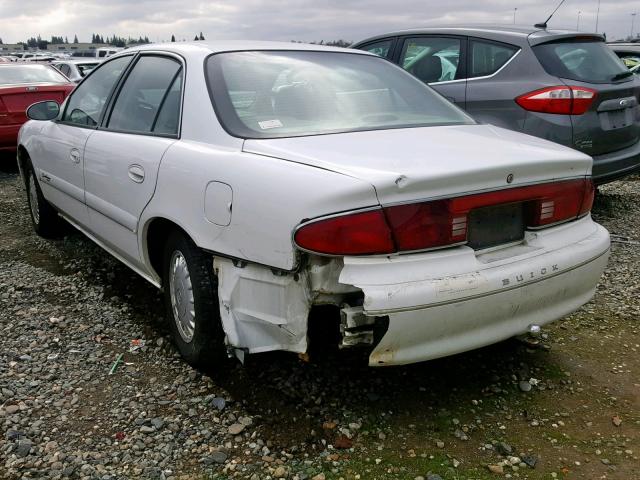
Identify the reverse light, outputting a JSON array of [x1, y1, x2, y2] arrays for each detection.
[[516, 86, 597, 115], [294, 178, 595, 256]]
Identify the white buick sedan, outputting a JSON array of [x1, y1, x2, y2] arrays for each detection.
[[18, 41, 610, 367]]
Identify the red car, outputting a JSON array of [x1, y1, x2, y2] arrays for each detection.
[[0, 63, 74, 153]]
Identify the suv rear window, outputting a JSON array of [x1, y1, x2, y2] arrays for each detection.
[[533, 39, 629, 84]]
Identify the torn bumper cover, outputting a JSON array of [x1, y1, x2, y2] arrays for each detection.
[[339, 216, 610, 366]]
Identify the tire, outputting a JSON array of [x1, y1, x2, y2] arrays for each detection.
[[162, 231, 225, 367], [25, 162, 62, 238]]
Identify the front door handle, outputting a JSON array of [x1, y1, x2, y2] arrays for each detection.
[[128, 164, 145, 183], [70, 148, 81, 164]]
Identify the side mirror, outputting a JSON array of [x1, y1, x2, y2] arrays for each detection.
[[26, 101, 60, 121]]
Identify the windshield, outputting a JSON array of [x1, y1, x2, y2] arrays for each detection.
[[0, 65, 68, 85], [206, 51, 474, 139], [533, 40, 630, 83]]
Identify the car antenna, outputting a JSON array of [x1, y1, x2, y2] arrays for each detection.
[[534, 0, 567, 29]]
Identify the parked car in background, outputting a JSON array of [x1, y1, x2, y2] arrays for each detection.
[[22, 52, 56, 62], [0, 57, 14, 63], [18, 42, 609, 368], [52, 60, 101, 83], [353, 27, 640, 184], [0, 64, 74, 153], [608, 43, 640, 70], [71, 47, 122, 59]]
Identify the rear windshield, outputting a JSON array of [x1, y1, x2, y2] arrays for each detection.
[[533, 40, 630, 83], [205, 51, 474, 139], [0, 65, 68, 85]]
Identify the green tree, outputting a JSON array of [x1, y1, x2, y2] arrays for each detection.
[[199, 32, 205, 40], [171, 34, 176, 42], [73, 34, 78, 43]]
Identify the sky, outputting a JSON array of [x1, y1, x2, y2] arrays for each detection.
[[0, 0, 638, 44]]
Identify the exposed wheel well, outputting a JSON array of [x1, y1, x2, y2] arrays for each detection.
[[146, 218, 192, 284]]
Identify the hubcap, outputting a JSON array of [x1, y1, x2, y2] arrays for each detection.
[[169, 251, 196, 343], [28, 173, 40, 226]]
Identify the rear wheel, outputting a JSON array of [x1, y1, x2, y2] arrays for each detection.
[[25, 163, 62, 238], [163, 231, 225, 367]]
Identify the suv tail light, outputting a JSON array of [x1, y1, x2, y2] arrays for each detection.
[[516, 86, 597, 115], [294, 179, 594, 256]]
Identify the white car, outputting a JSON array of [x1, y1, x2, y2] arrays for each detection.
[[52, 60, 100, 83], [18, 41, 610, 367]]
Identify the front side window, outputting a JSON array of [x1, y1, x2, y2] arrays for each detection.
[[533, 40, 629, 83], [62, 55, 132, 127], [359, 40, 393, 58], [107, 56, 182, 134], [470, 40, 518, 77], [400, 37, 462, 83], [206, 51, 474, 139]]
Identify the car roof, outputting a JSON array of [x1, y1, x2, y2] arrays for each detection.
[[0, 62, 53, 67], [118, 40, 372, 59], [54, 59, 101, 64], [353, 25, 604, 47]]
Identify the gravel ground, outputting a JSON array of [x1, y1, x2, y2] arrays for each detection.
[[1, 162, 639, 480]]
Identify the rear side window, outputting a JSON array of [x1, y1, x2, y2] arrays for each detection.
[[400, 37, 462, 83], [359, 40, 393, 59], [107, 56, 182, 135], [470, 40, 518, 77], [533, 40, 629, 83]]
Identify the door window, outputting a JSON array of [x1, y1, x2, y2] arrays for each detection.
[[359, 40, 393, 59], [151, 70, 183, 135], [62, 55, 132, 127], [470, 40, 518, 78], [400, 37, 462, 83], [107, 56, 182, 134]]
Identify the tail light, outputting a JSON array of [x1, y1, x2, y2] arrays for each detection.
[[516, 86, 597, 115], [294, 178, 594, 256]]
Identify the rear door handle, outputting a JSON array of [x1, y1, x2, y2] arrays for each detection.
[[69, 148, 80, 164], [128, 164, 145, 183]]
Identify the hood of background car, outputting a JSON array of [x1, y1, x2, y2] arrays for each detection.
[[242, 124, 593, 205]]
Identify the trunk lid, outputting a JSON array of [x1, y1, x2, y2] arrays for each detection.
[[530, 37, 640, 157], [566, 77, 640, 156], [243, 124, 592, 205], [0, 84, 73, 126]]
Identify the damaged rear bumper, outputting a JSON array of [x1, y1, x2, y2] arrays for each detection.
[[339, 216, 610, 366]]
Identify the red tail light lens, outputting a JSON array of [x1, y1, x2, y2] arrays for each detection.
[[294, 209, 394, 255], [516, 86, 597, 115], [294, 179, 594, 256]]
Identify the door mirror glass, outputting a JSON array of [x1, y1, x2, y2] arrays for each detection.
[[26, 100, 60, 121]]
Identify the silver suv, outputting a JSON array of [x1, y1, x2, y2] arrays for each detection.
[[353, 26, 640, 184]]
